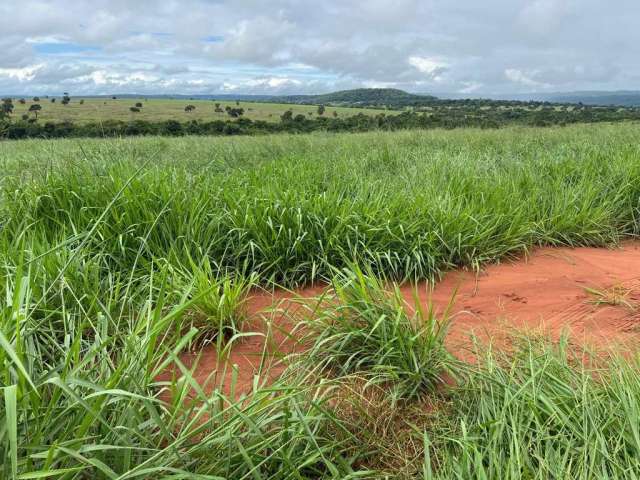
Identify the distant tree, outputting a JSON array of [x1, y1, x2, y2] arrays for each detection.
[[214, 103, 223, 113], [1, 98, 14, 116], [135, 102, 143, 108], [61, 93, 71, 105], [21, 114, 29, 121], [333, 110, 338, 118], [112, 96, 117, 100], [18, 98, 26, 105], [33, 96, 40, 102], [225, 106, 244, 118], [129, 106, 141, 113], [28, 103, 42, 119], [236, 100, 240, 106], [317, 104, 325, 116], [280, 110, 293, 122], [79, 99, 85, 105], [51, 98, 56, 103], [184, 105, 196, 112]]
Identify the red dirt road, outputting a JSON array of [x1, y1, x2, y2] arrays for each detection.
[[176, 242, 640, 396]]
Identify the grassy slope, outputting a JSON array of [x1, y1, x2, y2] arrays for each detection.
[[9, 97, 392, 124], [2, 124, 640, 478]]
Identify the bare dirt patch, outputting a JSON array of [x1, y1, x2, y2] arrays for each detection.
[[177, 242, 640, 396]]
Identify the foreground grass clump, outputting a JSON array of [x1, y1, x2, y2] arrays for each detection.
[[0, 262, 368, 479], [319, 340, 640, 479], [425, 340, 640, 479], [296, 267, 451, 398], [178, 259, 257, 346]]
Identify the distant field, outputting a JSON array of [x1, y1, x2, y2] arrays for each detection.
[[10, 97, 392, 124]]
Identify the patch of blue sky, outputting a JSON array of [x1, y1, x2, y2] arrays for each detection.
[[202, 35, 224, 43], [34, 42, 101, 55]]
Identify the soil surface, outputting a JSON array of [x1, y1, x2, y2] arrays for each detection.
[[173, 242, 640, 397]]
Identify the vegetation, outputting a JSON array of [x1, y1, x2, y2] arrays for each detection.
[[2, 101, 640, 139], [5, 96, 391, 125], [271, 87, 438, 107], [297, 266, 452, 398], [2, 125, 640, 477]]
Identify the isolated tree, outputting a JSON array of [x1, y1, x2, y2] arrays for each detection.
[[28, 103, 42, 119], [280, 110, 293, 122], [112, 96, 117, 100], [61, 93, 71, 105], [21, 114, 29, 121], [236, 100, 240, 106], [135, 102, 143, 108], [129, 106, 141, 113], [214, 102, 223, 113], [18, 98, 26, 105], [225, 107, 244, 118], [79, 99, 85, 105], [333, 110, 338, 118], [184, 105, 196, 112], [317, 104, 325, 115], [33, 96, 40, 102], [2, 98, 14, 115], [51, 98, 56, 103]]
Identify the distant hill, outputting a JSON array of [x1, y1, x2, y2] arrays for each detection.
[[440, 90, 640, 107], [270, 88, 439, 108], [539, 92, 640, 107]]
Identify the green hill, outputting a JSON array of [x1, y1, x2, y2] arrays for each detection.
[[271, 88, 438, 108]]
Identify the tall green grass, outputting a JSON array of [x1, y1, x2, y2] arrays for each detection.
[[425, 340, 640, 479], [2, 124, 639, 288], [295, 266, 452, 399], [0, 258, 370, 478], [2, 124, 640, 478]]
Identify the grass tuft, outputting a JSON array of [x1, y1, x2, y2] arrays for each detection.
[[296, 265, 453, 399]]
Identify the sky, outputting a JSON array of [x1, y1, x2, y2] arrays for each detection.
[[1, 0, 639, 96]]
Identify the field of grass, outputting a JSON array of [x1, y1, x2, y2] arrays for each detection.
[[9, 97, 391, 124], [2, 124, 640, 478]]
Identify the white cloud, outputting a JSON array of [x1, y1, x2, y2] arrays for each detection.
[[459, 81, 483, 94], [0, 0, 639, 95], [408, 56, 448, 76], [504, 68, 550, 88], [0, 64, 44, 82]]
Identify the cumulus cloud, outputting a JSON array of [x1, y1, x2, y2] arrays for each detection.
[[0, 65, 44, 82], [505, 68, 550, 88], [408, 56, 448, 78], [0, 0, 638, 95]]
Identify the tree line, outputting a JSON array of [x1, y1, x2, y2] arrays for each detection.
[[2, 102, 640, 140]]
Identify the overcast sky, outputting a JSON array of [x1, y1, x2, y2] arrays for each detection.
[[1, 0, 639, 96]]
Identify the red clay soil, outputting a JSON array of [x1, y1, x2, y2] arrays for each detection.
[[174, 242, 640, 397]]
